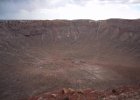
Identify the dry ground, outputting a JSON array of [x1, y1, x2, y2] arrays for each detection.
[[0, 49, 140, 100]]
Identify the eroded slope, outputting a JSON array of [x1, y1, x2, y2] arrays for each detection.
[[0, 19, 140, 100]]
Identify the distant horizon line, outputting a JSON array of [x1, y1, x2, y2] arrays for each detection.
[[0, 18, 140, 21]]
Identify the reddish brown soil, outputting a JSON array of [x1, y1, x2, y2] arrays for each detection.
[[28, 86, 140, 100]]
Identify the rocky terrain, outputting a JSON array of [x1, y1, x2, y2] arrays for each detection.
[[28, 85, 140, 100], [0, 19, 140, 100]]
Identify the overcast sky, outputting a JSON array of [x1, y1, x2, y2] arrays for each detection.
[[0, 0, 140, 20]]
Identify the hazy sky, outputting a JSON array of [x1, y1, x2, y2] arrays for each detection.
[[0, 0, 140, 20]]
